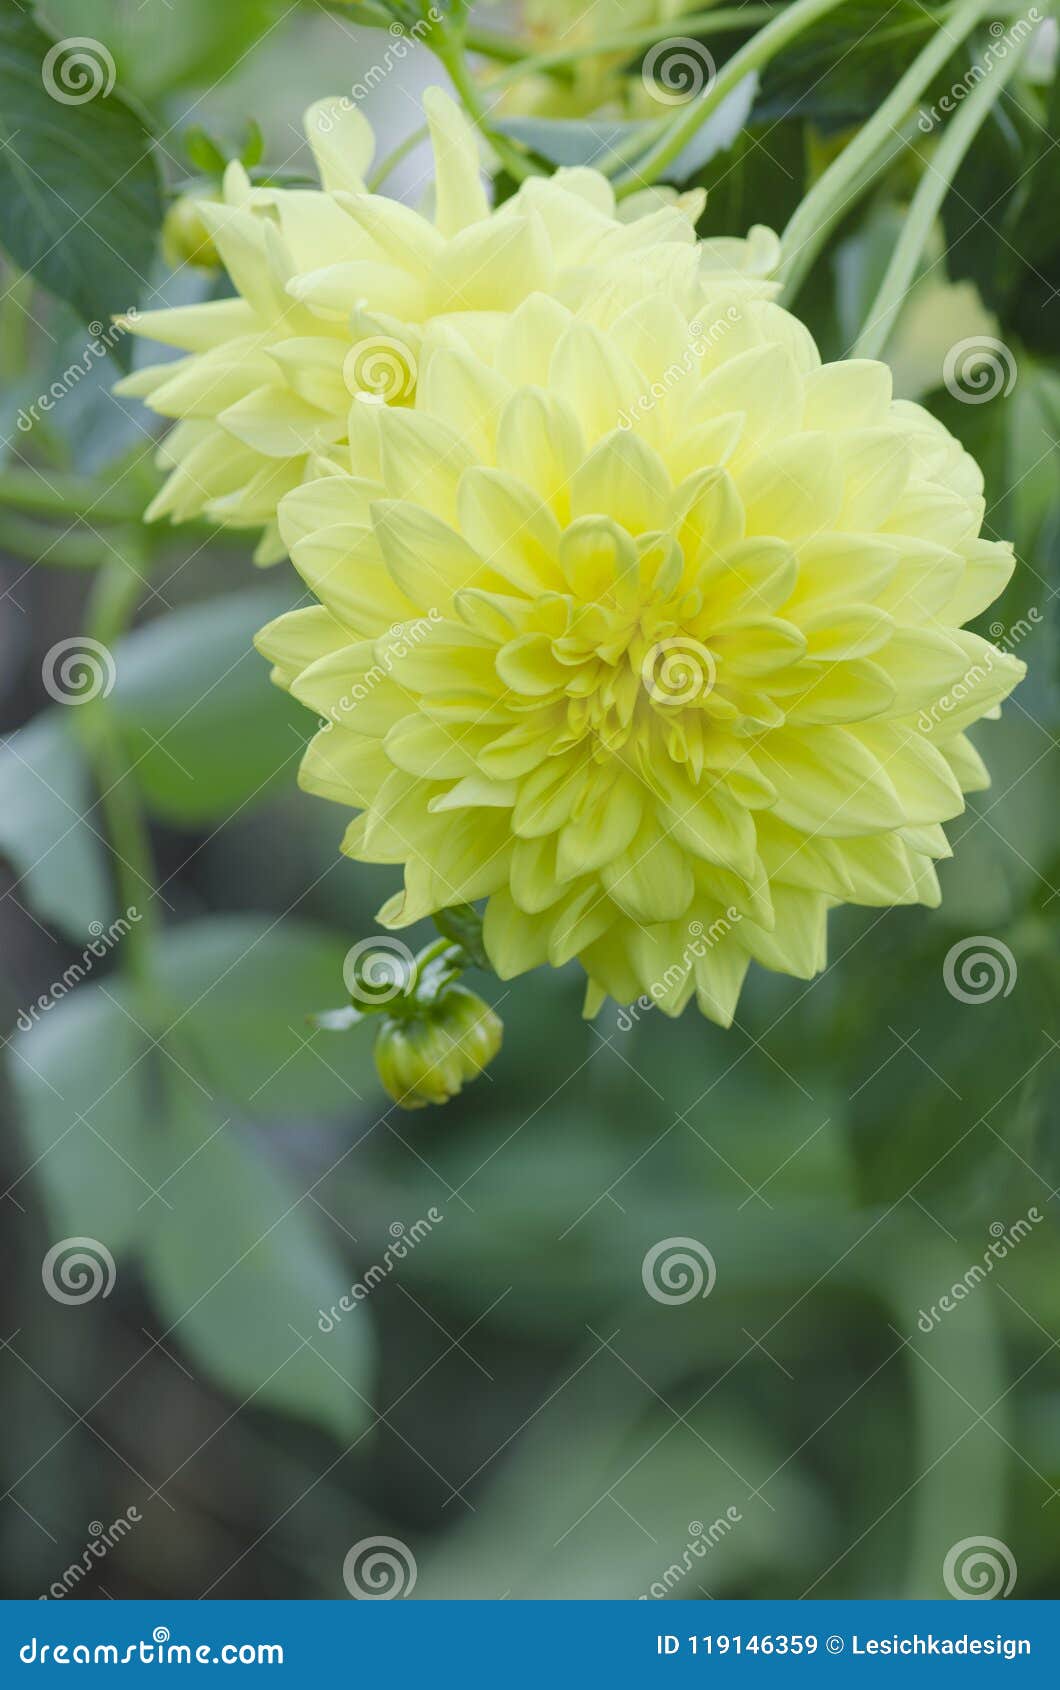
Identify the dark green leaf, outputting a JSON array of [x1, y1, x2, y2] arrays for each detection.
[[0, 0, 164, 343]]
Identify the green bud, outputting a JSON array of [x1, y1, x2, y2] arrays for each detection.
[[161, 194, 220, 271], [374, 986, 503, 1110]]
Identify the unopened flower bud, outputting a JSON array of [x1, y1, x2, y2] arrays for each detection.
[[374, 986, 502, 1110], [162, 194, 220, 271]]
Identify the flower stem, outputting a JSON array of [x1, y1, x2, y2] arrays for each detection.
[[74, 535, 161, 998], [488, 7, 781, 90], [613, 0, 852, 198], [777, 0, 989, 302], [853, 22, 1037, 357], [431, 29, 542, 181], [0, 466, 142, 525]]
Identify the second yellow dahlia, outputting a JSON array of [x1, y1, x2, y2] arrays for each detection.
[[256, 286, 1024, 1026], [117, 90, 777, 564]]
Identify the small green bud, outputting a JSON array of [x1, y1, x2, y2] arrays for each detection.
[[161, 194, 220, 271], [374, 986, 503, 1110]]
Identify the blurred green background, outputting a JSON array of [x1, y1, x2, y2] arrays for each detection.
[[0, 0, 1058, 1601]]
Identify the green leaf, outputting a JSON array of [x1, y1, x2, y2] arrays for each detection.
[[163, 916, 372, 1116], [144, 1119, 373, 1444], [41, 0, 287, 102], [10, 913, 377, 1440], [0, 0, 164, 344], [8, 981, 165, 1251], [0, 713, 113, 938], [433, 904, 489, 971], [110, 586, 310, 824]]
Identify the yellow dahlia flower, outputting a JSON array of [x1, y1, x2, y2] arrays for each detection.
[[116, 90, 778, 564], [254, 286, 1024, 1026]]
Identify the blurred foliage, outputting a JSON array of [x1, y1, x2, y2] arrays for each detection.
[[0, 0, 1057, 1603]]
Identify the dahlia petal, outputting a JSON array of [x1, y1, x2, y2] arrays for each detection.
[[304, 98, 374, 195], [423, 86, 490, 237]]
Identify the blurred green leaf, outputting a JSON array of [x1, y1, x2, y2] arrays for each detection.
[[111, 586, 309, 824], [0, 1, 164, 344], [144, 1119, 373, 1445], [164, 915, 372, 1116], [41, 0, 288, 102], [0, 713, 113, 938]]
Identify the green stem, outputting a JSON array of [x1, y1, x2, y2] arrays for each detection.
[[488, 7, 781, 90], [432, 31, 542, 181], [614, 0, 852, 197], [75, 536, 160, 998], [0, 466, 141, 525], [0, 513, 106, 568], [366, 122, 429, 192], [777, 0, 988, 302], [853, 22, 1038, 357]]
